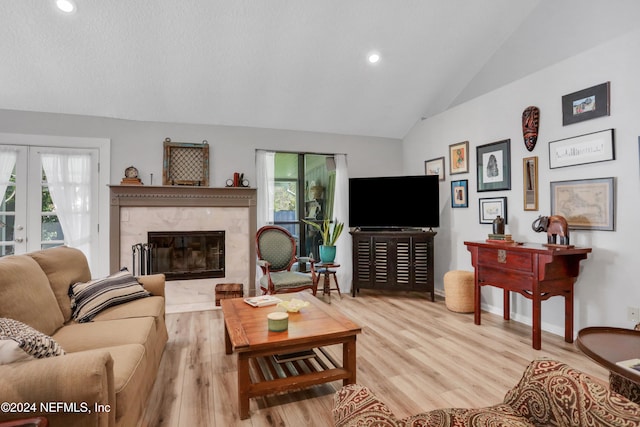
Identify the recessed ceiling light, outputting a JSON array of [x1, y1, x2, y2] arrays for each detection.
[[56, 0, 76, 13], [368, 53, 381, 64]]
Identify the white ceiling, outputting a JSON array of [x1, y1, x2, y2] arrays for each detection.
[[1, 1, 639, 139]]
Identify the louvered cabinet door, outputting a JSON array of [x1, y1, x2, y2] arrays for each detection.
[[350, 230, 436, 301]]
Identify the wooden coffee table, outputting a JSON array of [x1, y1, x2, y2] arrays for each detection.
[[221, 291, 361, 419]]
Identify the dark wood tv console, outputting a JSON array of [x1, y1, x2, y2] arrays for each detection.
[[350, 229, 436, 300]]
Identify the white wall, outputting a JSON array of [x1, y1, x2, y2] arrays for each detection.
[[403, 28, 640, 335], [0, 109, 403, 275], [0, 110, 402, 186]]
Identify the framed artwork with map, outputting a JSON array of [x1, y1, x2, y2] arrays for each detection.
[[550, 177, 615, 231]]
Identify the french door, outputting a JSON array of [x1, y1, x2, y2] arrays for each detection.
[[0, 145, 98, 261]]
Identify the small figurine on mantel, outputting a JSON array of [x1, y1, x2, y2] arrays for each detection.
[[121, 166, 143, 185]]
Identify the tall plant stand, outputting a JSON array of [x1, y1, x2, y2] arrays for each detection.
[[314, 262, 341, 302]]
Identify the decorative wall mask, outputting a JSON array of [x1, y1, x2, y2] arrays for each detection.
[[522, 106, 540, 152]]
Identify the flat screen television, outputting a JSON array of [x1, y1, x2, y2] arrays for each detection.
[[349, 175, 440, 229]]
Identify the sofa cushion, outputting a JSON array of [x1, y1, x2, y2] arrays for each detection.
[[0, 317, 65, 365], [0, 255, 64, 335], [70, 269, 150, 323], [504, 359, 640, 426], [53, 317, 157, 353], [91, 295, 165, 323], [403, 405, 535, 426], [28, 246, 92, 322], [102, 344, 147, 420]]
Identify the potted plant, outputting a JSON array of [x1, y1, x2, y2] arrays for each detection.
[[302, 218, 344, 263]]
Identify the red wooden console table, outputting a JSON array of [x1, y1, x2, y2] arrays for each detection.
[[464, 241, 591, 350]]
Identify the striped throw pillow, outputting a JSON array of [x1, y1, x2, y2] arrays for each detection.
[[69, 269, 150, 323], [0, 317, 65, 365]]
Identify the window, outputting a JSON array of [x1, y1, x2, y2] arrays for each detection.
[[273, 152, 336, 259]]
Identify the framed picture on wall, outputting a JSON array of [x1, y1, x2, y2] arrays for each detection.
[[479, 197, 507, 224], [425, 156, 445, 181], [548, 129, 615, 169], [476, 139, 511, 191], [550, 177, 615, 231], [449, 141, 469, 175], [562, 82, 610, 126], [451, 179, 468, 208], [523, 156, 538, 211]]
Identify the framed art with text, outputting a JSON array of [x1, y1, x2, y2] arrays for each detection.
[[425, 156, 445, 181], [451, 179, 468, 208], [549, 129, 614, 169], [476, 139, 511, 192], [449, 141, 469, 175], [562, 82, 610, 126], [479, 197, 507, 224], [550, 177, 615, 231], [523, 156, 538, 211]]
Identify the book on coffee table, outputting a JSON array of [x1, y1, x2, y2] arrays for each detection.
[[243, 295, 282, 307], [616, 358, 640, 373], [274, 349, 316, 363]]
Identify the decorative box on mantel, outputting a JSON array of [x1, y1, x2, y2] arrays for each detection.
[[109, 185, 257, 289]]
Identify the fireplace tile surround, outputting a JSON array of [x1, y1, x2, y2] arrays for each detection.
[[110, 185, 257, 313]]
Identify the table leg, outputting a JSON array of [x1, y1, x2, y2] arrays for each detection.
[[323, 272, 331, 296], [334, 273, 341, 298], [532, 292, 542, 350], [474, 277, 482, 325], [503, 289, 510, 321], [224, 322, 232, 355], [238, 354, 250, 419], [343, 337, 357, 386], [564, 288, 574, 343]]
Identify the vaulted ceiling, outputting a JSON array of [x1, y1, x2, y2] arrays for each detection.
[[1, 1, 639, 139]]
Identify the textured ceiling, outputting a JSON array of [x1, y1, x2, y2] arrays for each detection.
[[1, 1, 639, 139]]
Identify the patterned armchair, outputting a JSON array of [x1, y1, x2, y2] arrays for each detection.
[[256, 225, 317, 295], [333, 359, 640, 427]]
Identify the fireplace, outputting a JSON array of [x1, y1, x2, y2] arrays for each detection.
[[146, 231, 225, 281], [109, 185, 257, 312]]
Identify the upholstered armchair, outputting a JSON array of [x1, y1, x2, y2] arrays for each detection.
[[256, 225, 317, 295]]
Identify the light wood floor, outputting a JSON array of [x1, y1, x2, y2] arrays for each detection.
[[139, 289, 608, 426]]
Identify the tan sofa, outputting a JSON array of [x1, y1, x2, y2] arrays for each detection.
[[333, 359, 640, 426], [0, 246, 168, 427]]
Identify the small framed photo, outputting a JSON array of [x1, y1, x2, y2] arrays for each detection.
[[550, 177, 615, 231], [523, 156, 538, 211], [425, 156, 445, 181], [549, 129, 615, 169], [479, 197, 507, 224], [451, 179, 468, 208], [476, 139, 511, 192], [562, 82, 610, 126], [449, 141, 469, 175]]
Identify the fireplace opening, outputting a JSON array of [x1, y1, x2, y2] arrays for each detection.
[[147, 231, 225, 281]]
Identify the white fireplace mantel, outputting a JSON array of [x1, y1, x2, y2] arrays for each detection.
[[109, 185, 257, 288]]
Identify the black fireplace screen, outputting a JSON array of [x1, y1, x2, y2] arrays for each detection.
[[134, 231, 225, 281]]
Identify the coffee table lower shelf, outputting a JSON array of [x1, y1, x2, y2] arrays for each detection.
[[247, 347, 348, 396]]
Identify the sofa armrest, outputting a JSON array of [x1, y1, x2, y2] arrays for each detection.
[[137, 273, 165, 297], [0, 349, 116, 427], [333, 384, 401, 427], [504, 359, 640, 426]]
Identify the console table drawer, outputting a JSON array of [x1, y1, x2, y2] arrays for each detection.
[[478, 247, 532, 272], [478, 266, 533, 292]]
